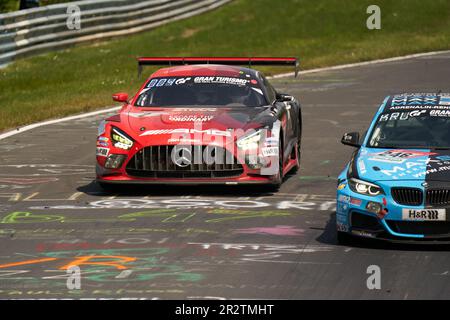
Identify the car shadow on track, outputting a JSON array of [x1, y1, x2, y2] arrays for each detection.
[[77, 172, 298, 198], [317, 213, 450, 251]]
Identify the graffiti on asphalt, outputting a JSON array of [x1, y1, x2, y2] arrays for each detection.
[[0, 248, 204, 283], [233, 225, 304, 236]]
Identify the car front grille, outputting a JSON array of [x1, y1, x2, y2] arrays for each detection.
[[391, 188, 423, 206], [391, 188, 450, 206], [386, 221, 450, 236], [126, 145, 243, 179], [426, 189, 450, 206]]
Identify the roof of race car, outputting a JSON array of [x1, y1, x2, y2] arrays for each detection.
[[382, 93, 450, 112], [149, 64, 260, 79]]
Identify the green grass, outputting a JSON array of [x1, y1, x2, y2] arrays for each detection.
[[1, 0, 450, 131]]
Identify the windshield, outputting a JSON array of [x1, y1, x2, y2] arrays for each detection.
[[369, 108, 450, 149], [134, 76, 268, 107]]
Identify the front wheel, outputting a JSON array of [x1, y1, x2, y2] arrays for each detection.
[[270, 140, 284, 191]]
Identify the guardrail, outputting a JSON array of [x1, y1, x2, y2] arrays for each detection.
[[0, 0, 232, 66]]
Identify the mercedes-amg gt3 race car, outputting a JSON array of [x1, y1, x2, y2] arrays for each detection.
[[337, 93, 450, 243], [96, 57, 302, 188]]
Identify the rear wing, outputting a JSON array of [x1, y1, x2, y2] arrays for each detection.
[[137, 57, 300, 78]]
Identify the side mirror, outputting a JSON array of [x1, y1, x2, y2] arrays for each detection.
[[276, 93, 293, 102], [112, 92, 129, 103], [341, 132, 361, 147]]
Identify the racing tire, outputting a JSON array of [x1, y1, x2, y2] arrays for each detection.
[[290, 124, 302, 174]]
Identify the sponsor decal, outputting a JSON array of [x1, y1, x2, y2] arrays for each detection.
[[369, 150, 435, 164], [193, 76, 250, 86], [351, 230, 376, 238], [338, 195, 350, 203], [402, 209, 446, 221], [336, 222, 349, 232], [167, 138, 201, 144], [261, 147, 279, 157], [96, 147, 109, 157], [337, 183, 346, 191], [350, 198, 362, 206], [98, 137, 109, 142], [430, 109, 450, 117], [146, 79, 158, 88], [128, 111, 168, 118], [168, 115, 214, 122], [263, 137, 279, 147], [97, 141, 109, 147], [175, 77, 192, 85], [156, 79, 167, 87], [389, 105, 450, 111], [414, 165, 450, 178], [391, 95, 438, 107], [140, 129, 231, 137], [379, 160, 427, 179], [379, 110, 427, 122], [439, 95, 450, 106]]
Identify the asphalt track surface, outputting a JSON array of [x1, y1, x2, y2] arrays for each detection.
[[1, 52, 450, 300]]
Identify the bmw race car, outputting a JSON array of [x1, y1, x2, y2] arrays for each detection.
[[96, 57, 302, 189], [337, 93, 450, 243]]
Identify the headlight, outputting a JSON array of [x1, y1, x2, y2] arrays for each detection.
[[111, 127, 134, 150], [237, 130, 262, 150], [349, 178, 384, 196]]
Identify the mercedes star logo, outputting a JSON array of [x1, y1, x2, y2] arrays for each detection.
[[172, 146, 192, 168]]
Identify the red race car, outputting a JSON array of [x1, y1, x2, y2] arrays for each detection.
[[96, 57, 302, 189]]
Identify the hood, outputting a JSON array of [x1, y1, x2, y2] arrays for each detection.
[[126, 106, 277, 135], [355, 147, 450, 182]]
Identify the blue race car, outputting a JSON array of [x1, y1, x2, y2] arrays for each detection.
[[337, 93, 450, 243]]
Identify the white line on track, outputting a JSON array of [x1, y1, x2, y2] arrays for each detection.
[[1, 49, 449, 142], [0, 106, 120, 141], [269, 49, 450, 79]]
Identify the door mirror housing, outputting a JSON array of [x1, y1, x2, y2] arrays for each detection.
[[112, 93, 129, 103], [276, 93, 293, 102], [341, 132, 361, 147]]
